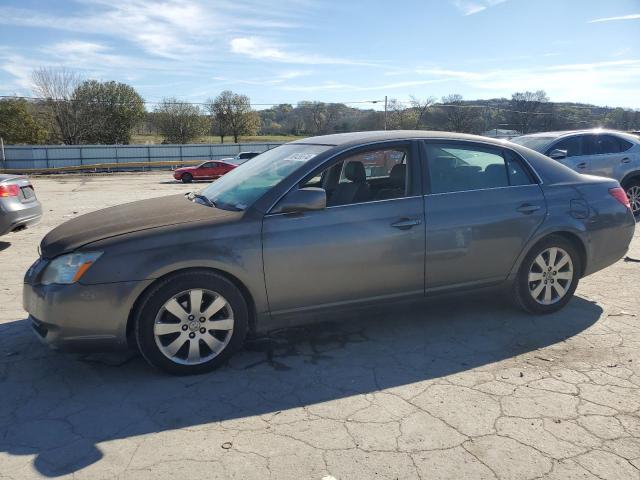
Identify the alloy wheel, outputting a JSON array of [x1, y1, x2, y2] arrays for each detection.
[[528, 247, 574, 305], [153, 289, 234, 365], [626, 185, 640, 215]]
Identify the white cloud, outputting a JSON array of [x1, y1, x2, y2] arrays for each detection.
[[588, 13, 640, 23], [0, 1, 304, 60], [452, 0, 508, 15], [229, 37, 374, 66]]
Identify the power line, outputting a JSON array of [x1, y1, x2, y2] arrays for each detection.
[[0, 95, 386, 107]]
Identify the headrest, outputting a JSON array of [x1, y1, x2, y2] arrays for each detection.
[[344, 161, 366, 183], [389, 164, 406, 187]]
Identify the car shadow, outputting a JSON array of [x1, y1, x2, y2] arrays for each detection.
[[0, 241, 10, 252], [0, 295, 602, 477]]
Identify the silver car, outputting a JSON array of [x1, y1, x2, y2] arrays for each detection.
[[511, 130, 640, 214], [0, 174, 42, 236]]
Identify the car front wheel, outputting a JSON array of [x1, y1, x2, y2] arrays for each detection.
[[181, 173, 193, 183], [135, 270, 248, 375], [513, 235, 581, 314]]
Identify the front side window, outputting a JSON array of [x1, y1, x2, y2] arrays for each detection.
[[199, 144, 330, 210], [425, 143, 532, 194], [550, 136, 582, 157], [301, 146, 411, 207]]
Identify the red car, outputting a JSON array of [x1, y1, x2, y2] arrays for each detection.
[[173, 161, 236, 183]]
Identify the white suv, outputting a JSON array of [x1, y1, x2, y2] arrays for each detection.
[[512, 130, 640, 214]]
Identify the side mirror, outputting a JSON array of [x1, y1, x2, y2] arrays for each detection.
[[549, 149, 568, 160], [272, 187, 326, 214]]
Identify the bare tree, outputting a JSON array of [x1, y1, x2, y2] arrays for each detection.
[[410, 95, 436, 129], [509, 90, 549, 134], [386, 99, 416, 129], [32, 67, 85, 144], [441, 94, 476, 133]]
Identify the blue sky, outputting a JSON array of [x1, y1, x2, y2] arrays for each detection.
[[0, 0, 639, 109]]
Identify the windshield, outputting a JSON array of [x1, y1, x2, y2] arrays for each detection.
[[199, 144, 330, 211], [510, 136, 556, 152]]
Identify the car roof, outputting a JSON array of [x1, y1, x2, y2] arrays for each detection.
[[290, 130, 514, 148], [516, 129, 639, 141]]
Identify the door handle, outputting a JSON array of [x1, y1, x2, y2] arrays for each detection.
[[622, 157, 631, 164], [576, 162, 587, 169], [391, 218, 422, 230], [517, 204, 541, 215]]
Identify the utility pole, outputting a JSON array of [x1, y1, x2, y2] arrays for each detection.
[[384, 95, 388, 130]]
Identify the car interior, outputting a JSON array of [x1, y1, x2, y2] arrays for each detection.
[[302, 148, 409, 206]]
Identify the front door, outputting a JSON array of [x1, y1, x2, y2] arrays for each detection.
[[547, 135, 591, 173], [422, 141, 547, 290], [262, 142, 425, 315]]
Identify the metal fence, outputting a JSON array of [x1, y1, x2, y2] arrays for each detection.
[[0, 142, 284, 171]]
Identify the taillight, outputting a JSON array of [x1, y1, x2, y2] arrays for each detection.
[[609, 187, 631, 210], [0, 184, 19, 197]]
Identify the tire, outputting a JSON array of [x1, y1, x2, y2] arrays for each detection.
[[623, 178, 640, 216], [513, 235, 582, 314], [135, 270, 248, 375], [181, 173, 193, 183]]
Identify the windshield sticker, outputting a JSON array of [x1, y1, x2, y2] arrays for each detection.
[[284, 153, 317, 162]]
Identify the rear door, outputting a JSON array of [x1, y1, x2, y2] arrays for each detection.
[[587, 135, 632, 180], [421, 141, 547, 291]]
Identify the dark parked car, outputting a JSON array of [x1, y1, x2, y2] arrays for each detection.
[[511, 130, 640, 215], [0, 174, 42, 236], [173, 160, 236, 183], [24, 131, 635, 374]]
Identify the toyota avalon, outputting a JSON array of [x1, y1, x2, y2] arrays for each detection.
[[24, 131, 635, 374]]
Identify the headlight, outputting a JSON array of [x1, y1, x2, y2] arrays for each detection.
[[40, 252, 103, 285]]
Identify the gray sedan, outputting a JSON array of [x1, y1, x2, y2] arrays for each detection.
[[23, 131, 635, 375], [511, 129, 640, 215], [0, 174, 42, 236]]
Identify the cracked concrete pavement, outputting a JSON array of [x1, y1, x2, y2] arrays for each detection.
[[0, 172, 639, 479]]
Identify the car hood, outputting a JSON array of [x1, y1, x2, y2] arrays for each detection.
[[40, 194, 235, 258]]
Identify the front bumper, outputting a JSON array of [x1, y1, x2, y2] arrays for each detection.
[[23, 275, 152, 352], [0, 201, 42, 235]]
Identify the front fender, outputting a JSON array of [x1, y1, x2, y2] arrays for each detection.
[[78, 219, 270, 317]]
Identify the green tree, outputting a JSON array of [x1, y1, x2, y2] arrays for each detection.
[[73, 80, 145, 144], [0, 99, 48, 144], [208, 91, 259, 143], [152, 98, 207, 144]]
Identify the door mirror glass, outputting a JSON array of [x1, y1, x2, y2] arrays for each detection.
[[549, 149, 568, 160], [272, 187, 326, 214]]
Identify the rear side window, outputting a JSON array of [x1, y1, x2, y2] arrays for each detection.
[[549, 136, 582, 157], [504, 150, 534, 186], [425, 143, 508, 194], [425, 143, 534, 194], [585, 135, 629, 155], [616, 137, 633, 152]]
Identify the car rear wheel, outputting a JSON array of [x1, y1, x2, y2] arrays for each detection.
[[513, 235, 581, 314], [181, 173, 193, 183], [623, 179, 640, 216], [135, 270, 248, 375]]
